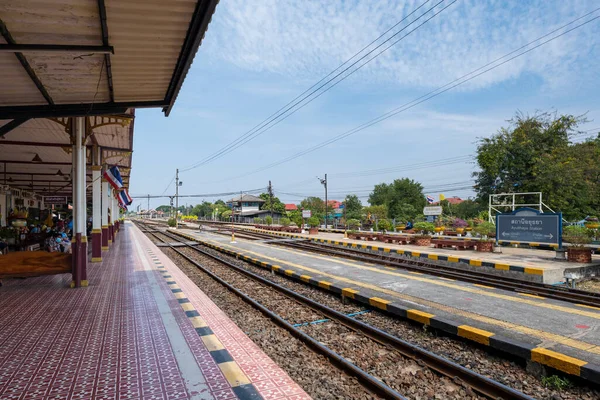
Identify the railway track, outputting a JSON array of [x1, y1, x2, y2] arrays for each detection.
[[136, 221, 533, 400], [215, 228, 600, 308]]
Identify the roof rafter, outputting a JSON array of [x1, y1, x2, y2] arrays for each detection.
[[0, 119, 30, 137], [97, 0, 114, 102], [0, 19, 54, 105]]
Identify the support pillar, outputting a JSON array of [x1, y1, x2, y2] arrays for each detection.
[[71, 117, 88, 288], [102, 180, 110, 250], [108, 187, 113, 244], [91, 153, 102, 262]]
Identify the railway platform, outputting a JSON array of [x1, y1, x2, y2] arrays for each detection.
[[0, 222, 308, 400], [175, 228, 600, 383], [224, 225, 600, 284]]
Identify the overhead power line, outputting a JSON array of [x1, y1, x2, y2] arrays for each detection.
[[179, 0, 456, 172], [222, 9, 600, 181], [131, 187, 267, 199]]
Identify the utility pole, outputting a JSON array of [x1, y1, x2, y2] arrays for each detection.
[[268, 180, 273, 218], [147, 194, 150, 215], [318, 174, 328, 229], [175, 168, 179, 228]]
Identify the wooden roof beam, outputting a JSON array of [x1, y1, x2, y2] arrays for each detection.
[[0, 19, 54, 105]]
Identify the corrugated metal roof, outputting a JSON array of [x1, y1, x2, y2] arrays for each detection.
[[0, 0, 219, 117]]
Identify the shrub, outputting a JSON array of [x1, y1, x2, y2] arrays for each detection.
[[347, 219, 360, 229], [265, 216, 273, 225], [474, 222, 495, 239], [563, 225, 592, 247], [280, 217, 290, 227], [253, 217, 261, 224], [221, 210, 232, 220], [413, 222, 435, 235], [377, 219, 391, 232], [307, 216, 320, 228], [453, 218, 468, 228], [167, 218, 177, 227]]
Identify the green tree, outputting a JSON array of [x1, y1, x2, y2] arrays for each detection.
[[343, 195, 362, 220], [300, 197, 325, 220], [221, 210, 232, 220], [259, 193, 286, 214], [191, 201, 213, 217], [363, 204, 387, 220], [368, 178, 426, 220], [156, 205, 171, 213], [474, 111, 596, 220], [452, 199, 483, 220]]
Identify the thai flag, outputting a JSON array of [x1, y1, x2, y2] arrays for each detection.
[[120, 189, 133, 206], [426, 195, 434, 204], [117, 189, 132, 207], [103, 166, 123, 191]]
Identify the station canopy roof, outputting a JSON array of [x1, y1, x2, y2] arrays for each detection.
[[0, 0, 219, 199]]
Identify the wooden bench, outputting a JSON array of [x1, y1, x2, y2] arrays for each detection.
[[0, 251, 71, 279], [432, 239, 477, 251]]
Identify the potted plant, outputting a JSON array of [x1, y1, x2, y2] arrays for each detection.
[[563, 225, 593, 263], [473, 222, 496, 252], [396, 222, 407, 232], [412, 222, 435, 246], [377, 219, 391, 233], [307, 216, 320, 234], [434, 219, 445, 234], [465, 219, 474, 232], [347, 219, 360, 230], [453, 218, 468, 235], [376, 219, 391, 240], [584, 217, 600, 230]]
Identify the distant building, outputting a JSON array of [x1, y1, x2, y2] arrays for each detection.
[[226, 194, 282, 222], [285, 204, 298, 211], [433, 196, 464, 205]]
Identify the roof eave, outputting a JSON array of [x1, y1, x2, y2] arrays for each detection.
[[163, 0, 220, 117]]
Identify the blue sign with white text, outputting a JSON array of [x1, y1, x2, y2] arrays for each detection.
[[496, 208, 562, 247]]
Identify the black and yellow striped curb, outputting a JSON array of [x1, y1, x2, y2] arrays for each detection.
[[236, 227, 545, 278], [171, 230, 600, 385], [145, 248, 262, 400]]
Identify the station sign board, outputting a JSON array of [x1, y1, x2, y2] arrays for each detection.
[[496, 208, 562, 246], [44, 196, 67, 204], [423, 206, 443, 216], [302, 210, 312, 218]]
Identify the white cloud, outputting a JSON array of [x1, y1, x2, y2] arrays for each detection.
[[204, 0, 600, 91]]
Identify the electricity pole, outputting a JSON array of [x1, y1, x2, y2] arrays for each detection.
[[175, 168, 179, 228], [147, 194, 150, 217], [318, 174, 328, 229], [268, 180, 273, 218]]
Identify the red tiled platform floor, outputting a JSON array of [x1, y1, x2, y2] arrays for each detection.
[[0, 222, 309, 400]]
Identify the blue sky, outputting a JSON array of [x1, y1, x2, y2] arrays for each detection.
[[129, 0, 600, 211]]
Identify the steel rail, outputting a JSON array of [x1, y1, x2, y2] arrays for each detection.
[[142, 226, 406, 400], [140, 222, 534, 400]]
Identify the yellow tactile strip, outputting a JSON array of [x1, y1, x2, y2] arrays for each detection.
[[170, 229, 600, 385], [145, 248, 260, 397]]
